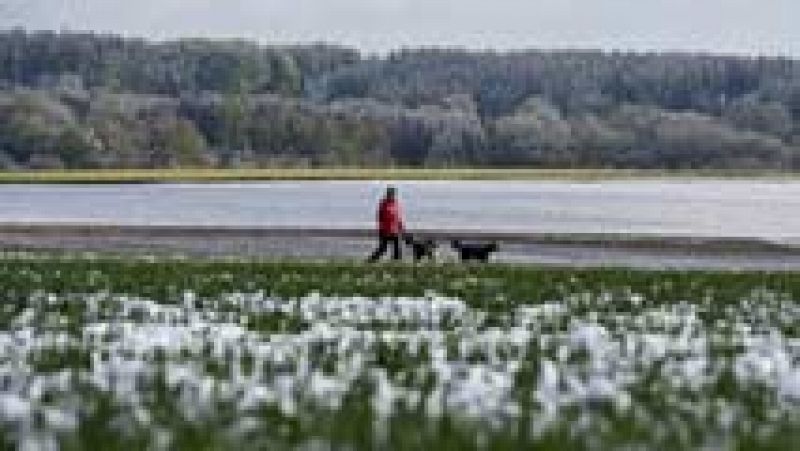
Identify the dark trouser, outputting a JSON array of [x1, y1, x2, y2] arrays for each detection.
[[368, 234, 402, 261]]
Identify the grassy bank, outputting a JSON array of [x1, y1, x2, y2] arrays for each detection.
[[1, 254, 797, 306], [1, 167, 799, 184], [0, 254, 798, 449]]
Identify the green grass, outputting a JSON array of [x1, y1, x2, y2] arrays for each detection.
[[0, 254, 797, 308], [0, 167, 799, 183]]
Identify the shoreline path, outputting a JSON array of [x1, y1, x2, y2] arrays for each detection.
[[2, 223, 800, 271]]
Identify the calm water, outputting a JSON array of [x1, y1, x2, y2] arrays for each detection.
[[2, 180, 800, 241]]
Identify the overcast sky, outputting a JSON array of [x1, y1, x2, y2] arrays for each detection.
[[1, 0, 797, 57]]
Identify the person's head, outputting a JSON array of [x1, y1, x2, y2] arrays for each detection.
[[385, 186, 397, 200]]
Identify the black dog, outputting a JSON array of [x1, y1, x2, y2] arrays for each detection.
[[404, 235, 438, 261], [451, 240, 499, 263]]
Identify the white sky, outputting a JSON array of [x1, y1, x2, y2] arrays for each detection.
[[1, 0, 797, 57]]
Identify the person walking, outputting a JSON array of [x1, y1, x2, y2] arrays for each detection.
[[368, 186, 404, 261]]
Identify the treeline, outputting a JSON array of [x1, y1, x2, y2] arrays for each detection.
[[0, 29, 798, 169]]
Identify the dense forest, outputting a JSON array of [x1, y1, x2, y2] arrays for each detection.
[[1, 29, 799, 169]]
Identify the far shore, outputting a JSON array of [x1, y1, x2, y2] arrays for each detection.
[[1, 168, 800, 184]]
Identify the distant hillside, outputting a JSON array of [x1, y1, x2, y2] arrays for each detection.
[[0, 29, 798, 169]]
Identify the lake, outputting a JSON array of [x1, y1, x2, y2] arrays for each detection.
[[2, 180, 800, 241]]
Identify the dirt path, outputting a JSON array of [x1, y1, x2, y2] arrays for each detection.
[[1, 223, 800, 271]]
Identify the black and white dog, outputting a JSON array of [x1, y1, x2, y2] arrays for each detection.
[[451, 240, 499, 262], [404, 234, 438, 261]]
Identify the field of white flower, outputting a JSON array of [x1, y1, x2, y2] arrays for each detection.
[[0, 256, 797, 449]]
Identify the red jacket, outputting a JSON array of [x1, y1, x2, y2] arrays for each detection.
[[377, 198, 403, 236]]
